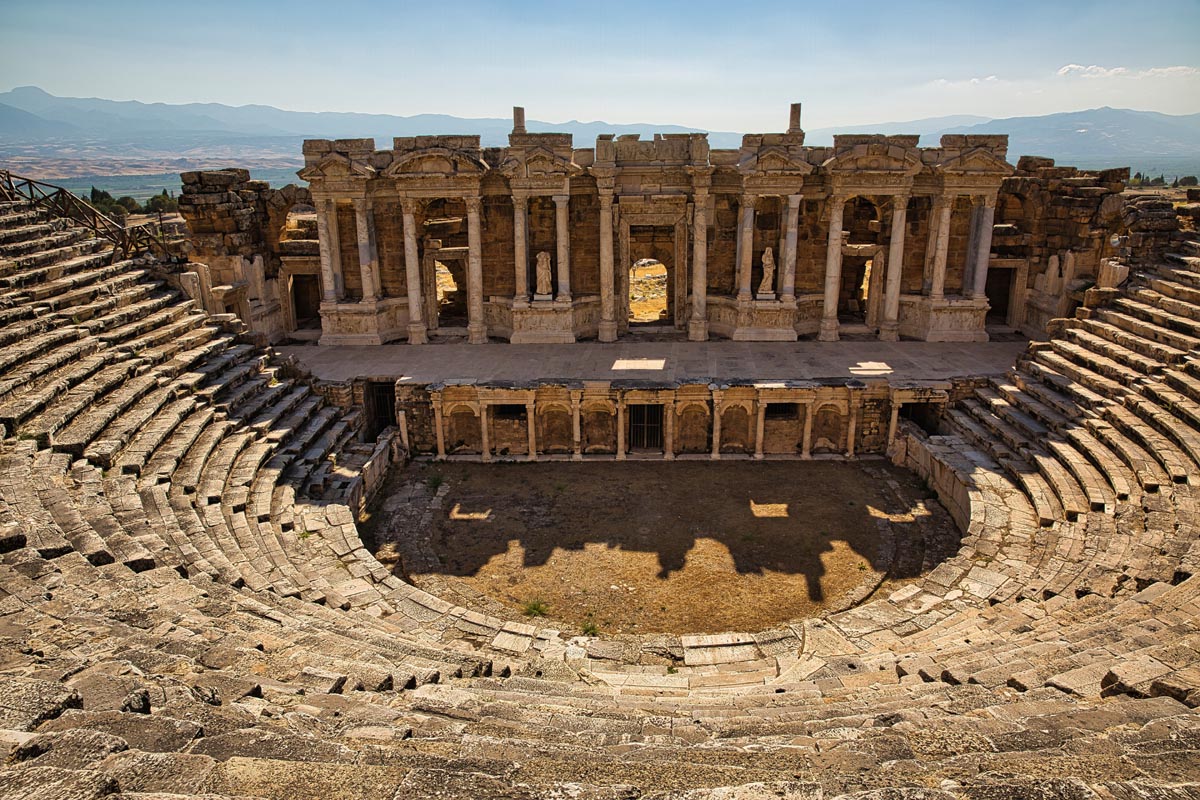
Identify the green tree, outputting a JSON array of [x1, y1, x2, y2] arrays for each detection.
[[116, 196, 142, 214], [1180, 176, 1198, 187]]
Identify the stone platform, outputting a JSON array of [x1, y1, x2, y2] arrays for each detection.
[[276, 339, 1030, 385]]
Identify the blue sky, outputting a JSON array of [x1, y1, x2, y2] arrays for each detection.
[[2, 0, 1198, 129]]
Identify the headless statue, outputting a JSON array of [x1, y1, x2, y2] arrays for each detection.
[[758, 247, 776, 295], [535, 251, 553, 296]]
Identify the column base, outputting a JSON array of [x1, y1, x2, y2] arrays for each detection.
[[616, 452, 627, 461], [598, 319, 618, 342], [687, 318, 708, 342], [753, 452, 764, 460], [407, 323, 427, 344], [664, 451, 675, 461], [818, 318, 840, 342], [572, 452, 582, 462], [467, 323, 487, 345], [710, 452, 721, 461], [878, 323, 899, 342]]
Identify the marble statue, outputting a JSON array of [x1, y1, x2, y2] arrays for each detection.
[[758, 247, 776, 295], [535, 251, 553, 296]]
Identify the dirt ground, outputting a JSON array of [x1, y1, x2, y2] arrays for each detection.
[[629, 261, 668, 323], [364, 460, 956, 636]]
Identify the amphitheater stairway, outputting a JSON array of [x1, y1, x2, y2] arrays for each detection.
[[0, 196, 1199, 798]]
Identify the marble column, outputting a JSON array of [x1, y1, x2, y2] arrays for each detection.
[[316, 199, 340, 302], [616, 400, 626, 461], [846, 399, 859, 458], [879, 194, 909, 342], [401, 199, 427, 344], [353, 197, 379, 302], [736, 194, 757, 299], [801, 402, 814, 459], [465, 196, 487, 344], [553, 194, 571, 301], [398, 409, 410, 451], [710, 394, 722, 460], [887, 401, 901, 450], [928, 194, 953, 300], [526, 400, 537, 461], [664, 402, 675, 460], [688, 191, 709, 341], [781, 194, 801, 303], [754, 401, 766, 460], [598, 192, 617, 342], [479, 403, 491, 463], [819, 194, 846, 342], [970, 196, 997, 300], [964, 199, 984, 296], [512, 193, 528, 304], [432, 400, 446, 460], [570, 392, 582, 461]]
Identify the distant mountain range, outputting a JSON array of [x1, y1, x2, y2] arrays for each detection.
[[2, 86, 1197, 183]]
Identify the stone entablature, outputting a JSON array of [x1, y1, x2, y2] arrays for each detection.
[[381, 377, 953, 463], [297, 104, 1016, 346]]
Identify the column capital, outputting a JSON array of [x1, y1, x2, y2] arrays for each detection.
[[463, 195, 483, 214], [787, 193, 803, 208], [740, 192, 758, 208], [553, 194, 570, 206], [892, 193, 911, 207], [931, 192, 954, 210], [598, 190, 614, 207], [399, 197, 422, 215], [511, 190, 529, 205], [352, 196, 370, 212]]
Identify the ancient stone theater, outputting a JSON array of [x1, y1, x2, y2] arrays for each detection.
[[0, 102, 1199, 799]]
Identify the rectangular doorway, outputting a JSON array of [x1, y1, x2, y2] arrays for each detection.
[[292, 274, 321, 329], [364, 381, 397, 442], [628, 404, 664, 451]]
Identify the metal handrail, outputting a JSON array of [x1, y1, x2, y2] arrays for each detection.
[[0, 169, 171, 260]]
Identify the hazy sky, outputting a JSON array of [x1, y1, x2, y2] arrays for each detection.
[[2, 0, 1198, 130]]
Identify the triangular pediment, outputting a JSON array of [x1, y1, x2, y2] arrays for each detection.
[[297, 153, 375, 181], [937, 147, 1015, 176], [384, 148, 487, 178], [822, 143, 922, 176], [739, 146, 814, 176], [498, 146, 580, 179]]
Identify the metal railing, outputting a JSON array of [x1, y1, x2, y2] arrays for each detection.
[[0, 169, 171, 260]]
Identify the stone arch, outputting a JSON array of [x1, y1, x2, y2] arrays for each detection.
[[811, 403, 845, 454], [677, 403, 710, 454], [446, 409, 481, 454], [582, 406, 616, 454], [537, 405, 572, 454], [719, 404, 752, 454]]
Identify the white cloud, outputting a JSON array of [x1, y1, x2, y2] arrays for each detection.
[[1057, 64, 1198, 79]]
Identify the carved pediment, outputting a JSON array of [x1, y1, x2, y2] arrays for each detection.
[[297, 153, 375, 182], [936, 147, 1015, 177], [738, 146, 813, 176], [498, 146, 581, 180], [383, 148, 488, 179], [821, 143, 922, 176]]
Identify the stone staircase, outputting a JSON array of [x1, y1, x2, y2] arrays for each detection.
[[0, 196, 1197, 798]]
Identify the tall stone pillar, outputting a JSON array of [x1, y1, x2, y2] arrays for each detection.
[[736, 194, 757, 299], [710, 393, 722, 460], [689, 191, 709, 341], [964, 199, 983, 296], [480, 403, 491, 463], [616, 400, 626, 461], [846, 397, 859, 458], [401, 199, 427, 344], [598, 192, 617, 342], [928, 195, 953, 300], [664, 402, 675, 460], [970, 196, 997, 300], [353, 197, 379, 302], [879, 194, 909, 342], [526, 400, 537, 461], [819, 194, 847, 342], [781, 194, 801, 303], [801, 401, 814, 459], [512, 193, 528, 304], [432, 399, 446, 460], [553, 194, 571, 302], [465, 196, 487, 344], [754, 401, 766, 460], [887, 401, 901, 451], [570, 391, 583, 461], [316, 199, 340, 302]]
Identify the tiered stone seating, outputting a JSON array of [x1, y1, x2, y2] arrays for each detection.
[[0, 196, 1198, 798]]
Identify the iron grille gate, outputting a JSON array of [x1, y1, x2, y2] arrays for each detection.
[[628, 404, 664, 450]]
